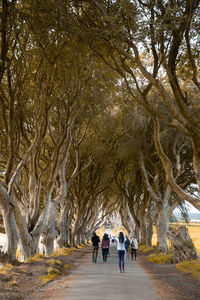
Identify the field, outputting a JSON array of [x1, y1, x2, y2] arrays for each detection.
[[152, 222, 200, 254]]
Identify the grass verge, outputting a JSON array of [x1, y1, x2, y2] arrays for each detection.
[[176, 259, 200, 282]]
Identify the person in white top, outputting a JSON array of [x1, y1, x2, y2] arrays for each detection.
[[130, 235, 138, 261], [116, 232, 126, 273]]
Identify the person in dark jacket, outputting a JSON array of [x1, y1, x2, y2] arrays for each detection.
[[101, 233, 110, 262], [91, 232, 100, 263], [125, 235, 130, 259]]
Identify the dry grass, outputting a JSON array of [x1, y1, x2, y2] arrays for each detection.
[[0, 263, 13, 274], [50, 247, 75, 257], [64, 263, 70, 269], [151, 223, 200, 281], [148, 253, 174, 264], [152, 223, 200, 254], [139, 245, 156, 254], [46, 259, 62, 267], [39, 270, 59, 284], [176, 259, 200, 282], [25, 253, 45, 263]]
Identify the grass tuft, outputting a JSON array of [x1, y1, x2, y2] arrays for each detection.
[[46, 259, 62, 267], [176, 259, 200, 282], [25, 253, 45, 263], [50, 247, 74, 257], [0, 264, 13, 274], [9, 277, 17, 286], [39, 267, 61, 285], [39, 273, 59, 284], [148, 253, 174, 264], [64, 263, 70, 269], [139, 245, 157, 254]]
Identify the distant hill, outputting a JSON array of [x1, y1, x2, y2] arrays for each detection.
[[173, 211, 200, 222]]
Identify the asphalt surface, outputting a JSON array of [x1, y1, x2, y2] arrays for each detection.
[[64, 244, 160, 300]]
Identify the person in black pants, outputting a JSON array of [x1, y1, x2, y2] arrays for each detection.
[[91, 232, 100, 263], [130, 235, 138, 261], [101, 233, 110, 262]]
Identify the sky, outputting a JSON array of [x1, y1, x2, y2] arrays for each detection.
[[173, 201, 200, 213]]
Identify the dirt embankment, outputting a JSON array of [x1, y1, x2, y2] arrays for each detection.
[[137, 251, 200, 300], [0, 246, 92, 300]]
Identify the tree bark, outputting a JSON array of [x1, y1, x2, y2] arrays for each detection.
[[1, 205, 19, 261], [156, 185, 171, 252], [167, 226, 200, 261], [56, 203, 70, 248], [146, 212, 153, 247], [139, 209, 147, 245], [0, 181, 19, 261]]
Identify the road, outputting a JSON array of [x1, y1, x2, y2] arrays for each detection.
[[64, 244, 160, 300]]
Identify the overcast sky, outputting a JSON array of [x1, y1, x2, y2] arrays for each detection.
[[174, 201, 200, 213]]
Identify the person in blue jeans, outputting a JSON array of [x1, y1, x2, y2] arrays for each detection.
[[116, 231, 126, 273]]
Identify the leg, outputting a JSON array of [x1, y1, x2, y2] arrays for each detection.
[[126, 248, 129, 259], [121, 250, 125, 272], [118, 250, 122, 271], [94, 246, 98, 263], [131, 248, 134, 260], [103, 249, 106, 261], [92, 247, 95, 262], [96, 246, 99, 262], [134, 249, 137, 260], [104, 249, 108, 262]]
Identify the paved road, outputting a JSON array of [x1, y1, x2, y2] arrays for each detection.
[[64, 244, 160, 300]]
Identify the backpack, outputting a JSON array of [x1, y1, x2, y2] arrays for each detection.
[[125, 239, 130, 248], [131, 240, 135, 248]]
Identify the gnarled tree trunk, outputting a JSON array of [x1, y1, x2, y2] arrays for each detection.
[[146, 212, 153, 247], [167, 225, 200, 262], [56, 203, 70, 248], [0, 183, 19, 261]]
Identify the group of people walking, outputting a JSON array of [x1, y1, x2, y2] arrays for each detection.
[[91, 231, 138, 273]]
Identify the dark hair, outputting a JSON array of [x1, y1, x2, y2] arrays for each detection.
[[119, 232, 124, 243], [103, 233, 109, 240], [93, 231, 96, 236]]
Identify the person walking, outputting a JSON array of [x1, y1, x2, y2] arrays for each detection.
[[101, 233, 110, 262], [125, 235, 130, 259], [116, 231, 126, 273], [91, 231, 100, 263], [130, 235, 138, 261]]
